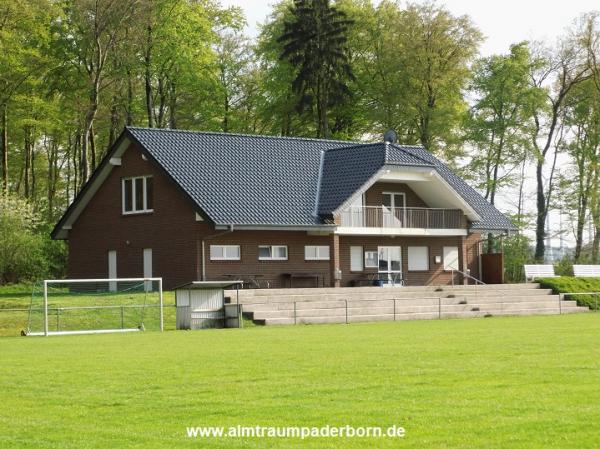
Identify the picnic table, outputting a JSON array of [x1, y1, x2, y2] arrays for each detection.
[[282, 272, 326, 288], [223, 274, 270, 289]]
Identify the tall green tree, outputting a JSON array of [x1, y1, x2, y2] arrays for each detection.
[[53, 0, 139, 186], [466, 43, 544, 207], [529, 15, 595, 261], [278, 0, 354, 138]]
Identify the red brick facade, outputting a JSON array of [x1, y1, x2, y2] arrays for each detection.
[[66, 143, 483, 289]]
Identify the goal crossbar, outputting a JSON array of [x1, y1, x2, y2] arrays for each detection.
[[30, 277, 164, 337]]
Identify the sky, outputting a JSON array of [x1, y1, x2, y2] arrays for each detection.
[[221, 0, 599, 249], [222, 0, 599, 56]]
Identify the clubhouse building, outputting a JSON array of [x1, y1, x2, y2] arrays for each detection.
[[52, 127, 515, 289]]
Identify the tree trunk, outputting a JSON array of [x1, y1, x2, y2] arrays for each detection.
[[109, 99, 119, 147], [126, 68, 134, 126], [89, 122, 96, 172], [534, 159, 546, 261], [169, 79, 177, 129], [593, 226, 600, 263], [144, 25, 154, 128], [23, 128, 30, 198], [1, 103, 7, 192]]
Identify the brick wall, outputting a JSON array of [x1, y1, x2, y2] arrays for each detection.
[[68, 142, 201, 289], [67, 142, 483, 289], [338, 234, 482, 287]]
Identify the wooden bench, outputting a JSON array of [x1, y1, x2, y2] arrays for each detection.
[[524, 264, 556, 282], [573, 265, 600, 277]]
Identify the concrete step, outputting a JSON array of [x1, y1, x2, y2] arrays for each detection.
[[237, 294, 561, 310], [257, 306, 588, 325], [228, 289, 555, 304], [226, 283, 543, 299], [249, 300, 579, 320]]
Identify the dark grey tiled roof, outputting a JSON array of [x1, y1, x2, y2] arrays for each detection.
[[317, 143, 433, 215], [127, 127, 349, 226], [399, 146, 516, 231], [125, 127, 515, 231]]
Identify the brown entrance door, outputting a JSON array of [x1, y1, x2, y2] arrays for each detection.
[[481, 253, 504, 284]]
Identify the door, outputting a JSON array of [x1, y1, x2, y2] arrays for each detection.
[[382, 192, 406, 227], [108, 250, 117, 292], [378, 246, 402, 286], [481, 253, 504, 284], [143, 248, 153, 291]]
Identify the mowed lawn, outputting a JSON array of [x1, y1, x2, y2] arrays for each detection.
[[1, 314, 600, 449]]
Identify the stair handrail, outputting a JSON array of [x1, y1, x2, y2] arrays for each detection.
[[450, 269, 486, 286]]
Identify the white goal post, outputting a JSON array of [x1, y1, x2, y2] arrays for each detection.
[[26, 278, 164, 337]]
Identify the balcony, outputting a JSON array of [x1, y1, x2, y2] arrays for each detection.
[[337, 206, 466, 234]]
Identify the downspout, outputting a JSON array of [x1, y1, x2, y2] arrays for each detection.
[[200, 224, 234, 281]]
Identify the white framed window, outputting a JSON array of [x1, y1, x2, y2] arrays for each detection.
[[350, 246, 363, 271], [258, 245, 288, 260], [443, 246, 459, 271], [304, 245, 330, 260], [364, 251, 378, 268], [122, 176, 153, 214], [408, 246, 429, 271], [210, 245, 241, 261]]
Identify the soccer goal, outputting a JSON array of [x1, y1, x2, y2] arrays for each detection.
[[25, 278, 164, 336]]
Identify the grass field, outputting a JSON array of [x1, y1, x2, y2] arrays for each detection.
[[1, 313, 599, 448]]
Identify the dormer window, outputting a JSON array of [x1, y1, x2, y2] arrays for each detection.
[[122, 176, 153, 214]]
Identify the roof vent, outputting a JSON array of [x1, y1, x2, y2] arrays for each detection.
[[383, 129, 397, 143]]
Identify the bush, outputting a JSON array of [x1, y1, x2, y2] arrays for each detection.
[[503, 234, 535, 283], [538, 277, 600, 310], [0, 195, 62, 284]]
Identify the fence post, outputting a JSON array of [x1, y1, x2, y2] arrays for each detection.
[[294, 301, 297, 325], [345, 299, 348, 324], [438, 297, 441, 319], [56, 308, 60, 332], [43, 280, 48, 337], [559, 294, 562, 315], [121, 306, 125, 329], [393, 299, 396, 321]]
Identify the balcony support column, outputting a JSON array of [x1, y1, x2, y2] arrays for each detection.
[[460, 235, 468, 285], [329, 233, 341, 287]]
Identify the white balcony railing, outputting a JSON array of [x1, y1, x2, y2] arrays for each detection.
[[338, 206, 465, 229]]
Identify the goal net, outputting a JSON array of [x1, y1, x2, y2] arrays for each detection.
[[25, 278, 163, 336]]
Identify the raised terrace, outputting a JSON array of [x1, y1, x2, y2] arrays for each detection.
[[225, 283, 589, 326]]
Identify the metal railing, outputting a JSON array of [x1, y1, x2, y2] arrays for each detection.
[[450, 269, 486, 286], [338, 206, 465, 229]]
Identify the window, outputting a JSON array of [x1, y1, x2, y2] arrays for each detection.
[[350, 246, 363, 271], [210, 245, 241, 261], [364, 251, 378, 268], [122, 176, 153, 214], [258, 245, 288, 260], [443, 246, 459, 271], [304, 245, 330, 260], [408, 246, 429, 271]]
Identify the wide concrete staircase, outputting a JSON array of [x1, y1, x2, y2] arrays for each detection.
[[224, 283, 589, 326]]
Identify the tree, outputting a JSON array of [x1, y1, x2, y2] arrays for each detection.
[[0, 0, 52, 192], [558, 79, 600, 260], [54, 0, 139, 186], [278, 0, 354, 138], [466, 43, 545, 249], [529, 18, 594, 261]]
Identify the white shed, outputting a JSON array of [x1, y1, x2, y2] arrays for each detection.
[[174, 281, 242, 330]]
